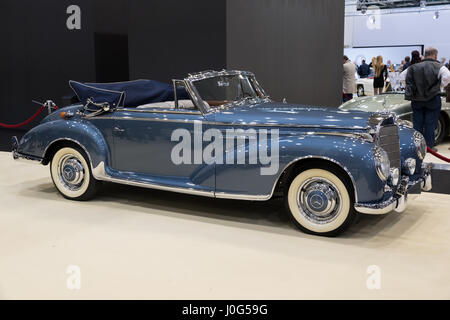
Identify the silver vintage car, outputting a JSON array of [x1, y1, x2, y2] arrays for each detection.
[[340, 93, 450, 145]]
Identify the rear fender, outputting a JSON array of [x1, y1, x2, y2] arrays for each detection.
[[18, 119, 110, 170]]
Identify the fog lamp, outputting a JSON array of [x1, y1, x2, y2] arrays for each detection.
[[404, 158, 416, 175]]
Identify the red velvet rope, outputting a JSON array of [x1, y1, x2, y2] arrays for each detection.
[[0, 104, 58, 129], [427, 147, 450, 163]]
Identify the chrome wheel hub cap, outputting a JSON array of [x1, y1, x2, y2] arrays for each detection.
[[297, 178, 342, 224], [58, 154, 85, 191]]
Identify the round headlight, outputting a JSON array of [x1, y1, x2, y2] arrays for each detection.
[[390, 167, 400, 186], [413, 131, 427, 160], [373, 146, 390, 181]]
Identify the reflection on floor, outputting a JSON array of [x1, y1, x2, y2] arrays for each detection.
[[1, 151, 450, 299]]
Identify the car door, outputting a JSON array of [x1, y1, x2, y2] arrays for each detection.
[[110, 106, 215, 192]]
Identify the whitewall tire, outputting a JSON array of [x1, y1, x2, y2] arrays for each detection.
[[50, 146, 100, 200], [285, 168, 355, 236]]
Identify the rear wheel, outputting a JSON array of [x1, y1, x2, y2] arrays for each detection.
[[50, 146, 101, 200], [284, 166, 356, 236], [434, 114, 448, 145]]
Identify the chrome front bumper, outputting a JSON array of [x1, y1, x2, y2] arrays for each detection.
[[12, 136, 43, 164], [354, 164, 432, 215]]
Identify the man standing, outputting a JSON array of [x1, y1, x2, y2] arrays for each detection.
[[343, 56, 356, 103], [358, 59, 370, 78], [403, 56, 411, 70], [405, 47, 450, 149]]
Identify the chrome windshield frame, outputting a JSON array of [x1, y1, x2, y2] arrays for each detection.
[[183, 70, 269, 114]]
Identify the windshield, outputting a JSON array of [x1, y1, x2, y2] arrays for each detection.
[[192, 74, 267, 107]]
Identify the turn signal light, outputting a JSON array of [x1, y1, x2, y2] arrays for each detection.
[[60, 112, 67, 119]]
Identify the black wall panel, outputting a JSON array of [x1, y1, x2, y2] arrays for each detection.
[[0, 0, 96, 130], [227, 0, 345, 107], [128, 0, 227, 83], [0, 0, 344, 145], [0, 0, 227, 133]]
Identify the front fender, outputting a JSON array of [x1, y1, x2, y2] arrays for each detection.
[[214, 130, 382, 202], [277, 132, 382, 203], [17, 119, 110, 169]]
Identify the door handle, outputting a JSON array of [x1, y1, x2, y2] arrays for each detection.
[[113, 126, 125, 132]]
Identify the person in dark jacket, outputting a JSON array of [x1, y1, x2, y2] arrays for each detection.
[[405, 47, 450, 149], [357, 60, 370, 78], [403, 56, 411, 71]]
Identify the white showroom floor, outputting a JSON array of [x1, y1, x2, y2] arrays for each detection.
[[1, 148, 450, 300]]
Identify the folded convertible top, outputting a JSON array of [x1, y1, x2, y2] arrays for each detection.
[[69, 79, 188, 108]]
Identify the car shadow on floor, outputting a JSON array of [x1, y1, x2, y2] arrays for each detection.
[[19, 179, 424, 244], [95, 182, 417, 243]]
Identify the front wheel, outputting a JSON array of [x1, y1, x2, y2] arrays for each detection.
[[284, 168, 356, 236], [50, 146, 101, 201]]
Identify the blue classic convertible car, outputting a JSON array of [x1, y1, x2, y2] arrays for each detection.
[[12, 70, 432, 236]]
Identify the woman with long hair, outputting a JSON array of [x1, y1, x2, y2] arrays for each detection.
[[411, 50, 421, 65], [373, 55, 388, 95]]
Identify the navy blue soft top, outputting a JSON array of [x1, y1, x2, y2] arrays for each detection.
[[69, 79, 188, 108]]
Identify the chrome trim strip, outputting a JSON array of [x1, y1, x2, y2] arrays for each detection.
[[186, 70, 255, 82], [89, 115, 368, 131], [307, 131, 373, 141], [207, 122, 368, 130], [92, 162, 215, 197], [92, 162, 267, 200], [92, 116, 203, 124], [215, 192, 270, 201], [118, 108, 202, 115]]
